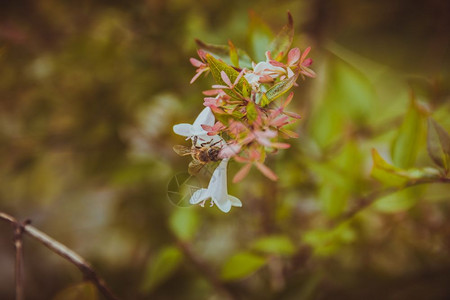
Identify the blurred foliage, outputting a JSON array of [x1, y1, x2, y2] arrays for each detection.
[[1, 0, 450, 299]]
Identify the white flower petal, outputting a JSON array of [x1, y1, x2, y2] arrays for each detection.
[[244, 73, 260, 85], [190, 158, 240, 213], [213, 196, 232, 213], [208, 159, 229, 193], [173, 123, 194, 136], [287, 67, 295, 78], [228, 195, 242, 207], [192, 134, 223, 147], [193, 107, 215, 128], [190, 126, 209, 136], [253, 62, 271, 74], [190, 188, 210, 204]]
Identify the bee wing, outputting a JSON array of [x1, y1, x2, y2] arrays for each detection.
[[188, 160, 205, 175], [173, 145, 192, 156]]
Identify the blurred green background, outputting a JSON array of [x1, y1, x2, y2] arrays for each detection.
[[1, 0, 450, 299]]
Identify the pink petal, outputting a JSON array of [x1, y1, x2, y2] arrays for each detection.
[[259, 75, 274, 83], [301, 67, 316, 78], [284, 111, 302, 119], [190, 58, 203, 67], [260, 129, 277, 138], [234, 68, 245, 86], [221, 71, 232, 86], [212, 84, 229, 89], [271, 142, 291, 149], [300, 47, 311, 63], [234, 155, 249, 163], [287, 48, 300, 65], [197, 49, 207, 61], [302, 58, 313, 67], [255, 162, 278, 181], [190, 71, 203, 84], [283, 92, 294, 108], [203, 89, 221, 96], [232, 163, 252, 183], [272, 115, 290, 127], [256, 137, 272, 147], [201, 124, 213, 131], [249, 149, 261, 160], [212, 121, 225, 131], [269, 60, 285, 67], [203, 100, 215, 108], [241, 134, 255, 145], [219, 144, 242, 158]]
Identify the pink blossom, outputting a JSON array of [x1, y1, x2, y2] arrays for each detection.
[[219, 143, 242, 158], [201, 121, 226, 136], [190, 49, 209, 84]]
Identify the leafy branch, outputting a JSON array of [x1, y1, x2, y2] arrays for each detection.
[[337, 176, 450, 224], [0, 211, 119, 300]]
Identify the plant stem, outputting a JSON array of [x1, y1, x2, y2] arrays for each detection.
[[13, 222, 24, 300], [0, 212, 120, 300], [336, 177, 450, 224]]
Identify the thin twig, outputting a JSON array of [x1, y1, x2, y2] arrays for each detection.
[[0, 212, 119, 300], [335, 177, 450, 225], [13, 222, 24, 300]]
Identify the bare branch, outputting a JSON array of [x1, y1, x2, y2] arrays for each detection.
[[13, 222, 24, 300], [0, 212, 120, 300]]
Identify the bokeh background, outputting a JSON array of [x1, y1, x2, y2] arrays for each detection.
[[1, 0, 450, 299]]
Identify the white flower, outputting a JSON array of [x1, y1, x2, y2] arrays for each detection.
[[189, 159, 242, 213], [173, 106, 214, 137], [244, 57, 286, 88], [173, 107, 220, 145]]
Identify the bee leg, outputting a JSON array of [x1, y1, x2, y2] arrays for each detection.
[[210, 140, 222, 147], [200, 140, 210, 147]]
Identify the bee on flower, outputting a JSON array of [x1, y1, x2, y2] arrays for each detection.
[[173, 12, 315, 212]]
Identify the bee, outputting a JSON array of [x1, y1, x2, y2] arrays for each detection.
[[173, 137, 222, 175]]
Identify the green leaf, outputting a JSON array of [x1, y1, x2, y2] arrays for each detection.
[[259, 92, 270, 107], [195, 39, 253, 69], [371, 148, 410, 186], [267, 12, 294, 60], [263, 74, 298, 105], [246, 101, 257, 122], [427, 118, 450, 172], [140, 246, 183, 293], [228, 40, 239, 68], [391, 96, 427, 168], [370, 149, 440, 186], [374, 186, 423, 213], [53, 282, 98, 300], [221, 251, 266, 280], [251, 235, 295, 256], [248, 11, 274, 62], [169, 208, 199, 241], [206, 54, 250, 98]]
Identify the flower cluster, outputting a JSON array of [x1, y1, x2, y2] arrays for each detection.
[[173, 14, 315, 212]]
